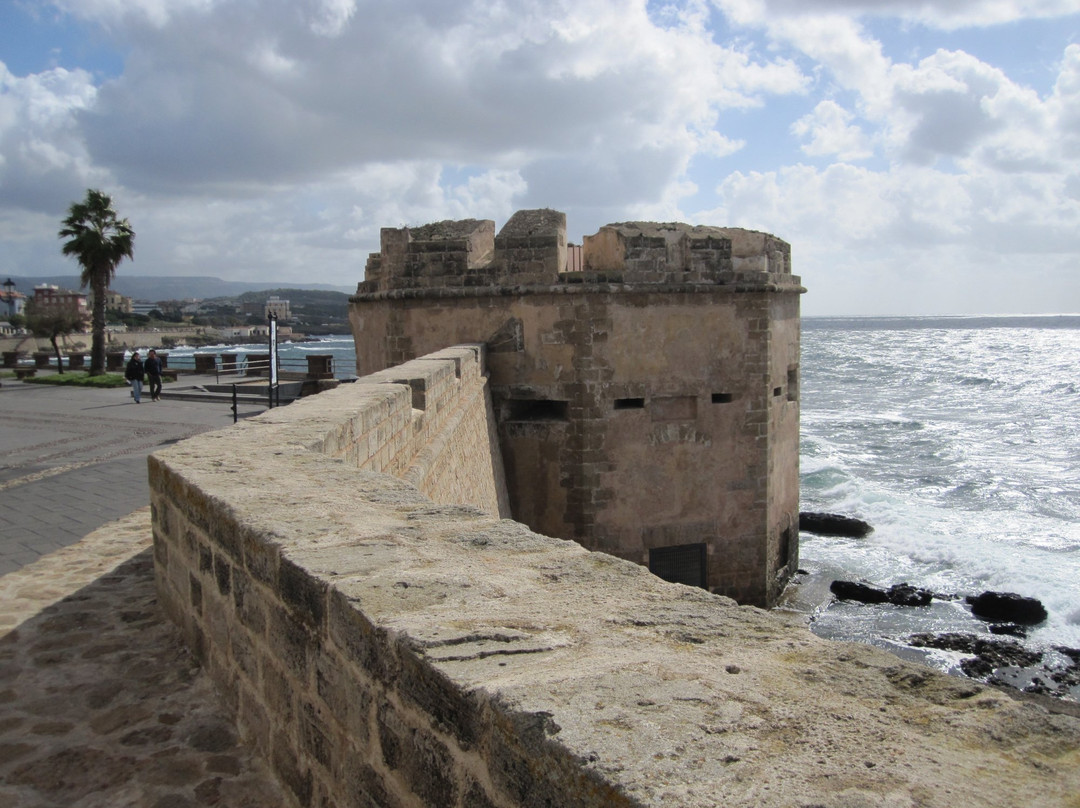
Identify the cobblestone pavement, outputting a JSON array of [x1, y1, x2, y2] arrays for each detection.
[[0, 510, 288, 807], [0, 378, 287, 807]]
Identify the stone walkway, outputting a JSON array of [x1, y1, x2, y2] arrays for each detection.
[[0, 377, 288, 807], [0, 377, 262, 575]]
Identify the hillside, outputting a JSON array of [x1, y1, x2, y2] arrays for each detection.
[[4, 275, 354, 300]]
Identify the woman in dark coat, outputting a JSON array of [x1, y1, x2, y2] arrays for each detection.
[[125, 351, 144, 403]]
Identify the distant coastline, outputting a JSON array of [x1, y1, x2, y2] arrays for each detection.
[[804, 314, 1080, 330]]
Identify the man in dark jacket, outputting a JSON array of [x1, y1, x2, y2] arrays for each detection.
[[145, 349, 163, 402], [125, 351, 144, 403]]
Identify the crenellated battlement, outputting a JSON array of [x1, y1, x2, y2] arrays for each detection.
[[359, 209, 799, 295]]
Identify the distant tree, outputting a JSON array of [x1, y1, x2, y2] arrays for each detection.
[[58, 189, 135, 375], [24, 299, 86, 374], [9, 313, 25, 330]]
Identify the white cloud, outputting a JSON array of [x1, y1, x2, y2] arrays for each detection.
[[701, 156, 1080, 313], [308, 0, 357, 37], [791, 100, 873, 160], [712, 0, 1080, 30], [1, 0, 1077, 314], [1051, 44, 1080, 158], [29, 0, 803, 220], [0, 62, 105, 211]]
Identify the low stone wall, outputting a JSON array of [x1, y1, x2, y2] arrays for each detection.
[[150, 346, 1080, 807]]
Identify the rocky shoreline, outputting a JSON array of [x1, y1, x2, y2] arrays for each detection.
[[825, 578, 1080, 702], [798, 512, 1080, 704]]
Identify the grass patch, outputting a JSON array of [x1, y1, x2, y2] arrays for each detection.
[[21, 372, 129, 388]]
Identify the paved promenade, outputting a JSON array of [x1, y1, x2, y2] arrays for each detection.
[[0, 376, 288, 807]]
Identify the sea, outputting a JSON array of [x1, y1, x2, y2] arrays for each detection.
[[162, 336, 362, 380], [167, 320, 1080, 687], [785, 314, 1080, 692]]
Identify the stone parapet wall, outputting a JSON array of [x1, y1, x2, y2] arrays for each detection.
[[150, 345, 1080, 808]]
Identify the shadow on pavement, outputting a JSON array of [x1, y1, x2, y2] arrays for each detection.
[[0, 547, 286, 807]]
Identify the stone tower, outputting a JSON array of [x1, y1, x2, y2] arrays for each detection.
[[349, 209, 804, 607]]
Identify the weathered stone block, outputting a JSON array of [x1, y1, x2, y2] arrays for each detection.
[[189, 572, 203, 616], [301, 699, 335, 771], [280, 557, 327, 631], [214, 553, 232, 596], [268, 603, 315, 683], [232, 570, 268, 637], [339, 744, 401, 808], [262, 661, 297, 728], [327, 591, 392, 684], [238, 681, 272, 756], [315, 647, 371, 748], [376, 697, 457, 807], [272, 731, 314, 808], [396, 648, 481, 751]]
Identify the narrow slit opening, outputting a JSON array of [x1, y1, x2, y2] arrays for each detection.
[[506, 399, 569, 422]]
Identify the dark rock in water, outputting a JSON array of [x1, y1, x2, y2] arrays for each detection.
[[988, 623, 1028, 638], [966, 591, 1048, 625], [1055, 646, 1080, 664], [800, 512, 873, 538], [886, 583, 933, 607], [907, 634, 1080, 700], [961, 657, 995, 679], [1047, 648, 1080, 692], [830, 580, 933, 607], [908, 632, 1043, 671], [830, 580, 889, 604]]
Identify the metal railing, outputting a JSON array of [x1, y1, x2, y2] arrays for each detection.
[[159, 353, 334, 381]]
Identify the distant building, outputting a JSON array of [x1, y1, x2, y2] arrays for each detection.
[[1, 288, 26, 318], [32, 284, 88, 320], [87, 288, 133, 314], [265, 296, 291, 321], [216, 326, 257, 339], [131, 301, 161, 316], [250, 324, 293, 339]]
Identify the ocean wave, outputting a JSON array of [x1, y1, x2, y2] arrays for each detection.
[[956, 375, 995, 387]]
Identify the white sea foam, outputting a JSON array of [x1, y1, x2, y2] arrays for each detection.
[[796, 318, 1080, 654]]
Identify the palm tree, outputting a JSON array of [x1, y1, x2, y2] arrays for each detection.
[[58, 189, 135, 375]]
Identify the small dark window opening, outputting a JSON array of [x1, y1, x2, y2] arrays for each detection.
[[506, 398, 569, 422], [614, 397, 645, 410], [773, 386, 783, 398], [649, 543, 707, 589], [711, 392, 733, 404]]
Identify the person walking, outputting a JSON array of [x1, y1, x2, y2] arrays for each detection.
[[145, 348, 163, 402], [125, 350, 145, 403]]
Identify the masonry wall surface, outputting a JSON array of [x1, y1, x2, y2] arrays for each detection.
[[150, 345, 1080, 808]]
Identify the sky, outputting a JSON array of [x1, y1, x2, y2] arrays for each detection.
[[1, 1, 1079, 315]]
